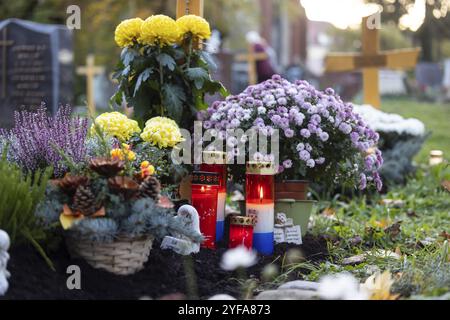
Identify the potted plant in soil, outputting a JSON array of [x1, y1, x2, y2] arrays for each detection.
[[111, 14, 227, 128], [37, 154, 202, 275], [35, 114, 201, 275], [201, 75, 384, 234]]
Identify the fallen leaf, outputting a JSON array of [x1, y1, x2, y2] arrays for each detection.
[[342, 254, 366, 265], [321, 207, 336, 216], [374, 218, 391, 229], [406, 209, 418, 217], [372, 249, 401, 260], [384, 221, 402, 239], [441, 180, 450, 193], [439, 231, 450, 240], [349, 235, 363, 246]]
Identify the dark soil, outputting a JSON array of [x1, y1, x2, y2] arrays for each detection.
[[2, 234, 328, 300]]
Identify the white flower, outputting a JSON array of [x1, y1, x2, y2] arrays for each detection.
[[317, 272, 369, 300], [220, 246, 257, 271], [353, 104, 425, 136], [257, 106, 267, 114]]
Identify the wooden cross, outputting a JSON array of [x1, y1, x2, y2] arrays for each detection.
[[0, 28, 14, 99], [176, 0, 204, 18], [235, 44, 269, 85], [76, 54, 105, 115], [325, 16, 420, 108]]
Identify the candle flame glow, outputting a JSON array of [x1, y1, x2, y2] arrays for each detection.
[[201, 186, 205, 192], [259, 186, 264, 201]]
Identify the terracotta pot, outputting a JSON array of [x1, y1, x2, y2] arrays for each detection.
[[275, 180, 309, 200]]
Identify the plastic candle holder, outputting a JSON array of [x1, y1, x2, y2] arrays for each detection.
[[200, 151, 227, 242], [229, 215, 255, 249], [245, 161, 276, 255], [191, 171, 220, 249]]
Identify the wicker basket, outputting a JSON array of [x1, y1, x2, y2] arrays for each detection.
[[66, 235, 154, 275]]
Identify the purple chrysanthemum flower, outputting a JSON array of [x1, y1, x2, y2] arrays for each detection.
[[284, 129, 294, 138], [299, 150, 310, 161], [319, 131, 329, 142], [296, 143, 305, 151], [306, 159, 315, 168], [282, 159, 293, 168], [359, 173, 367, 190], [300, 129, 311, 138]]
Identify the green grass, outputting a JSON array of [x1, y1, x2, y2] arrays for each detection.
[[272, 164, 450, 298], [381, 97, 450, 163]]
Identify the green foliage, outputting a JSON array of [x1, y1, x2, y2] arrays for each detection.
[[37, 171, 202, 244], [271, 165, 450, 298], [0, 156, 54, 270], [112, 39, 228, 128]]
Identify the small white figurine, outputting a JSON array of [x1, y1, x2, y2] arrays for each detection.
[[0, 229, 11, 296], [161, 205, 201, 255]]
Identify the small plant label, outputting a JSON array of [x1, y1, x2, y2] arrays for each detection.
[[274, 212, 302, 245], [161, 236, 199, 255]]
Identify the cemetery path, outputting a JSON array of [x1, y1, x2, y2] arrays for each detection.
[[1, 234, 328, 300]]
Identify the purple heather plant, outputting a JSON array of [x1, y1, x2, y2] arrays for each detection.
[[201, 74, 383, 190], [0, 104, 88, 177]]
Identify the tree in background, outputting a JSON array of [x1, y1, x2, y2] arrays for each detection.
[[371, 0, 450, 62]]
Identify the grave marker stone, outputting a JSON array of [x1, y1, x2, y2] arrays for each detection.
[[0, 19, 73, 127]]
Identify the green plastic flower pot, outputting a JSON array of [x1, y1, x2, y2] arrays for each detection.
[[274, 199, 316, 236], [237, 199, 316, 236]]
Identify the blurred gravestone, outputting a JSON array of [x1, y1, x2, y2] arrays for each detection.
[[443, 59, 450, 101], [94, 73, 115, 111], [415, 62, 442, 90], [0, 19, 73, 127], [379, 70, 407, 95]]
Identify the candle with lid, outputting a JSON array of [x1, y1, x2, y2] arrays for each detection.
[[429, 150, 444, 166], [191, 171, 220, 249], [245, 161, 276, 255], [229, 215, 255, 249], [200, 151, 227, 242]]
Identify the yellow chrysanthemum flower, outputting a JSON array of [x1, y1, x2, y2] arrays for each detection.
[[140, 15, 180, 46], [140, 116, 183, 149], [114, 18, 144, 48], [176, 14, 211, 40], [91, 112, 141, 142]]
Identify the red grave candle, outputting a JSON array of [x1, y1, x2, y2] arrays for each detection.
[[200, 151, 227, 242], [229, 215, 255, 249], [191, 171, 220, 249], [245, 161, 276, 255]]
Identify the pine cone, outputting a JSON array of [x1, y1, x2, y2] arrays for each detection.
[[57, 174, 89, 195], [89, 157, 125, 177], [139, 176, 161, 201], [108, 176, 140, 199], [71, 185, 100, 216]]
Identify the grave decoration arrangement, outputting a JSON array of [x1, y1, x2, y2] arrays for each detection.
[[111, 14, 227, 127], [33, 112, 202, 275]]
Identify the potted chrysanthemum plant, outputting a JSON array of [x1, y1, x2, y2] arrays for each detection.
[[201, 75, 383, 234], [112, 14, 227, 128]]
